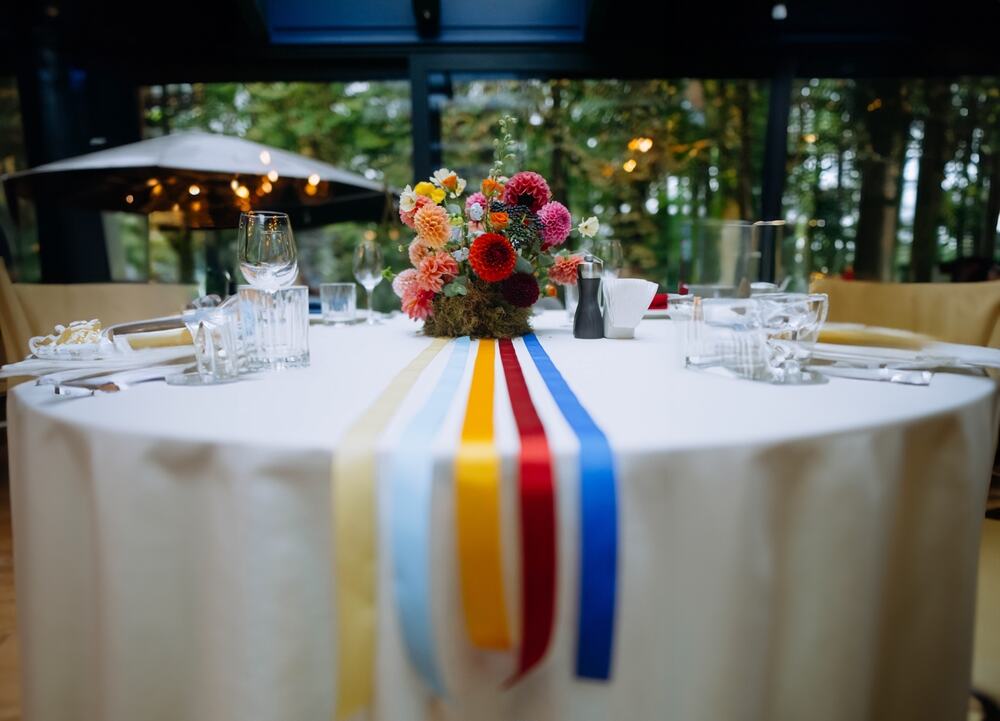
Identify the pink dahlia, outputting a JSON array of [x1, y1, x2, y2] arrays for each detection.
[[549, 254, 584, 285], [415, 252, 459, 293], [408, 238, 433, 267], [538, 201, 572, 249], [400, 194, 432, 228], [401, 288, 435, 320], [465, 191, 487, 216], [502, 171, 551, 212], [414, 203, 451, 248], [392, 268, 418, 298]]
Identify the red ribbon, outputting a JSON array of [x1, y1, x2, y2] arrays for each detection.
[[498, 338, 558, 680]]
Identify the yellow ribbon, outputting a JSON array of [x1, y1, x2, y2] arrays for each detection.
[[333, 337, 449, 720], [455, 338, 511, 649]]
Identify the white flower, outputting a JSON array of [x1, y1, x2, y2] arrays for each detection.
[[578, 216, 600, 238], [399, 185, 417, 212], [452, 247, 469, 262], [468, 202, 484, 221], [431, 168, 452, 186]]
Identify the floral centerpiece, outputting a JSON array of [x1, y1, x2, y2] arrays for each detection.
[[389, 117, 599, 338]]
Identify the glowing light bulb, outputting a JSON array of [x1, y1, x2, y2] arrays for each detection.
[[623, 159, 637, 173], [259, 150, 271, 165], [307, 173, 321, 187], [188, 184, 201, 196], [267, 169, 279, 183]]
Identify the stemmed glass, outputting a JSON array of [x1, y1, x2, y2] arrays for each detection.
[[237, 211, 298, 368], [353, 239, 384, 325], [238, 211, 297, 290], [596, 238, 624, 280]]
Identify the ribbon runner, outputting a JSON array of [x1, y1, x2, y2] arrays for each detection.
[[455, 338, 511, 649], [522, 333, 618, 680], [332, 337, 449, 719], [388, 336, 472, 694], [498, 338, 557, 680]]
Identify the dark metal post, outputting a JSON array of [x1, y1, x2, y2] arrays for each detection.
[[759, 60, 793, 283], [409, 57, 433, 182]]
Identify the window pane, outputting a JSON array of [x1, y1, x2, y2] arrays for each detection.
[[0, 76, 37, 282], [133, 81, 411, 307], [439, 77, 770, 291], [783, 77, 1000, 283]]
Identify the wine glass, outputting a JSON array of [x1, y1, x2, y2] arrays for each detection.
[[238, 211, 297, 291], [596, 238, 624, 280], [353, 240, 384, 325]]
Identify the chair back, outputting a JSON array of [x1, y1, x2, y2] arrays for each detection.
[[809, 277, 1000, 348], [0, 259, 196, 363]]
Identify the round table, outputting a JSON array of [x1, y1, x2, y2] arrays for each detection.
[[8, 312, 998, 721]]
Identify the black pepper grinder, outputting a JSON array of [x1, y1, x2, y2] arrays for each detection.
[[573, 254, 604, 339]]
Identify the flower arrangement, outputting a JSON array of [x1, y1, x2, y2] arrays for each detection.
[[390, 116, 599, 338]]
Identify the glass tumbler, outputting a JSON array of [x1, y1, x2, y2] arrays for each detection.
[[168, 303, 241, 385], [320, 283, 357, 324], [238, 285, 311, 371]]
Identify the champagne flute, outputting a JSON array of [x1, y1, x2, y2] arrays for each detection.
[[238, 211, 297, 291], [353, 239, 384, 325]]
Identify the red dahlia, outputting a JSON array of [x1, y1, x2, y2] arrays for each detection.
[[500, 272, 540, 308], [502, 171, 551, 213], [469, 232, 517, 282]]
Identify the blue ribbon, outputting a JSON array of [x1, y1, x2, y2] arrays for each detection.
[[522, 334, 618, 680], [388, 336, 471, 694]]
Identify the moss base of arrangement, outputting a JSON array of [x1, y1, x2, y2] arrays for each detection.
[[422, 279, 532, 338]]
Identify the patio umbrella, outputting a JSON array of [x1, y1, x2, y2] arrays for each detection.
[[1, 131, 394, 229]]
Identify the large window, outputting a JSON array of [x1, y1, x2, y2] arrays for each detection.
[[438, 77, 770, 291], [0, 76, 34, 281], [132, 81, 411, 309], [783, 77, 1000, 283]]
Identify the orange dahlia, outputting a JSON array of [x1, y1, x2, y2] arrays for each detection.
[[414, 203, 451, 248], [469, 232, 517, 282], [416, 252, 459, 293], [408, 238, 433, 267]]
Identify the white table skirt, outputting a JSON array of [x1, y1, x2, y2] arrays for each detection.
[[9, 312, 999, 721]]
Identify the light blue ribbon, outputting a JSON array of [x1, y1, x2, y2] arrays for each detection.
[[389, 336, 471, 694], [522, 333, 618, 680]]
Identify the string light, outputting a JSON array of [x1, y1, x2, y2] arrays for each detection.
[[307, 173, 321, 187], [259, 150, 271, 165], [267, 169, 279, 183], [802, 133, 817, 144], [230, 179, 240, 191], [235, 185, 250, 199], [125, 194, 134, 204], [627, 137, 653, 153], [261, 180, 273, 193], [188, 184, 201, 196], [623, 159, 638, 173]]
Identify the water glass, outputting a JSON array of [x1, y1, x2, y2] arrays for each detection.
[[320, 283, 357, 324], [238, 285, 310, 371], [680, 220, 758, 297], [683, 293, 828, 384], [168, 303, 241, 385]]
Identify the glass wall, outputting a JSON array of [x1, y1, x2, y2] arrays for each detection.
[[783, 77, 1000, 283], [438, 77, 770, 291], [133, 81, 412, 308], [0, 76, 36, 281]]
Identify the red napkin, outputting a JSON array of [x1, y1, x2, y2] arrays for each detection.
[[648, 293, 668, 310]]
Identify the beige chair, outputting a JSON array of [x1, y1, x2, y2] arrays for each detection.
[[0, 259, 197, 364], [810, 277, 1000, 347]]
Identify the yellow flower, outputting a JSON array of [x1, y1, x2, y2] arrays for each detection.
[[414, 181, 446, 203]]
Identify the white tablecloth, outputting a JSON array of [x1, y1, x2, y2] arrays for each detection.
[[9, 312, 999, 721]]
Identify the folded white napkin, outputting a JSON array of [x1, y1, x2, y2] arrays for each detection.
[[602, 278, 659, 339]]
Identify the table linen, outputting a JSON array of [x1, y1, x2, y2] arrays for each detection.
[[8, 311, 999, 721]]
